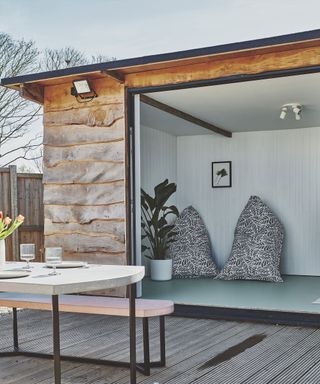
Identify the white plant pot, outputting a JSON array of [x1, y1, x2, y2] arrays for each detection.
[[0, 240, 6, 269], [150, 259, 172, 281]]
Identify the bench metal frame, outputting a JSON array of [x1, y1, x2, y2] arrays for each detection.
[[0, 286, 166, 384]]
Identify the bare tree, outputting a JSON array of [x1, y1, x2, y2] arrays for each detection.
[[91, 54, 117, 63], [32, 146, 43, 173], [0, 33, 42, 167], [0, 35, 116, 171], [42, 47, 116, 71], [18, 163, 37, 173], [42, 47, 88, 70]]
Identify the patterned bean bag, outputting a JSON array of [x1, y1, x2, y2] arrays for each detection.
[[217, 196, 284, 282], [167, 206, 218, 278]]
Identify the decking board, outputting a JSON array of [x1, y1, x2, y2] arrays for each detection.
[[0, 311, 320, 383]]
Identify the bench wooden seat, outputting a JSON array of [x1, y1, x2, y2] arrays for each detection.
[[0, 292, 174, 318], [0, 292, 174, 376]]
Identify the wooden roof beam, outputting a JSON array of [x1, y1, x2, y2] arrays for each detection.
[[19, 84, 44, 105], [140, 94, 232, 138], [101, 70, 125, 83]]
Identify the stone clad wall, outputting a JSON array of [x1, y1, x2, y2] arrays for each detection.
[[43, 77, 127, 295]]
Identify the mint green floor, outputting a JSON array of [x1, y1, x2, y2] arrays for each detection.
[[142, 275, 320, 314]]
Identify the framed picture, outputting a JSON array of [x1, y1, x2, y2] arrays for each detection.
[[212, 161, 232, 188]]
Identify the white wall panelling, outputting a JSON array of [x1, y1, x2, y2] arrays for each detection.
[[139, 108, 320, 276], [140, 125, 177, 204], [177, 127, 320, 275], [139, 124, 177, 273]]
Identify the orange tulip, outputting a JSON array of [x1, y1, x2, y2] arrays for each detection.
[[0, 211, 24, 240], [3, 217, 11, 226], [16, 215, 24, 223]]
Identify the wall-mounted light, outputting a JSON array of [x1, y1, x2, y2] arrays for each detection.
[[71, 80, 97, 102], [279, 103, 302, 121]]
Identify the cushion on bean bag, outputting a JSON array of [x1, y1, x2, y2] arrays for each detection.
[[167, 206, 218, 278], [217, 196, 284, 282]]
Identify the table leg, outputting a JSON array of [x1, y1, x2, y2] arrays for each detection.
[[142, 318, 150, 375], [12, 307, 19, 351], [52, 295, 61, 384], [160, 316, 166, 366], [129, 283, 136, 384]]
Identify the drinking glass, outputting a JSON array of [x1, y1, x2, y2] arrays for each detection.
[[45, 247, 63, 276], [20, 244, 35, 270]]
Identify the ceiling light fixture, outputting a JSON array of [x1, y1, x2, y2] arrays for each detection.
[[292, 104, 302, 121], [71, 80, 97, 102], [280, 106, 287, 120], [279, 103, 302, 121]]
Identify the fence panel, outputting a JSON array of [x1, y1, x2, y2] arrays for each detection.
[[0, 166, 44, 262]]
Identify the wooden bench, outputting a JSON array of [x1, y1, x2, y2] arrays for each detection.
[[0, 292, 174, 376]]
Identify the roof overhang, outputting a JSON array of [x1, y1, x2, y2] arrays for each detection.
[[2, 29, 320, 104]]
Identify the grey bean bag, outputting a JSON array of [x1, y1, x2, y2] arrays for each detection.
[[167, 206, 218, 278], [217, 196, 284, 282]]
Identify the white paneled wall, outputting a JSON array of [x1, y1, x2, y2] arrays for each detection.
[[140, 125, 177, 273], [177, 127, 320, 275], [140, 125, 177, 203]]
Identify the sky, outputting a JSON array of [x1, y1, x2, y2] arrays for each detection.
[[0, 0, 320, 170], [1, 0, 320, 63]]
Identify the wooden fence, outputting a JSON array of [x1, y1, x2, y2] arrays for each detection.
[[0, 165, 44, 262]]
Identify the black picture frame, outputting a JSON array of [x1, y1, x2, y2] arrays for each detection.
[[212, 161, 232, 188]]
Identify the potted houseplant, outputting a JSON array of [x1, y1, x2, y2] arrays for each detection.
[[141, 179, 179, 281], [0, 211, 24, 268]]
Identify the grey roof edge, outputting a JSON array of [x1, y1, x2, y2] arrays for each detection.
[[2, 28, 320, 87]]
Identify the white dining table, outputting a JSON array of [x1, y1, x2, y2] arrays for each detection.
[[0, 262, 145, 384]]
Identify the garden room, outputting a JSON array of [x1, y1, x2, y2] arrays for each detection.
[[133, 71, 320, 323]]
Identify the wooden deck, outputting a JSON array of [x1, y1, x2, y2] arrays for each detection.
[[1, 310, 320, 383]]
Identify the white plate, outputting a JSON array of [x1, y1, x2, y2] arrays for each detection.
[[45, 261, 85, 269], [0, 270, 30, 279]]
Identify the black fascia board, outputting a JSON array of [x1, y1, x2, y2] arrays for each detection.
[[1, 28, 320, 87]]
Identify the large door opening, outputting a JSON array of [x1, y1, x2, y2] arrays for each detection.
[[130, 71, 320, 319]]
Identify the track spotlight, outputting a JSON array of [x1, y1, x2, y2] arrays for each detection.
[[279, 103, 303, 121], [280, 107, 287, 120], [292, 105, 302, 120]]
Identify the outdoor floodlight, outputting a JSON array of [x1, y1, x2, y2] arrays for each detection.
[[71, 79, 97, 102]]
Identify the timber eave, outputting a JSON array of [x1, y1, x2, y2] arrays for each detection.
[[1, 28, 320, 92]]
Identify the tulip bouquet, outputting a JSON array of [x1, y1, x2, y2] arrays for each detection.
[[0, 212, 24, 240]]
